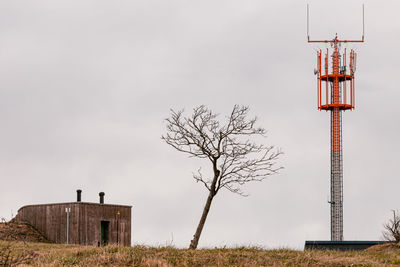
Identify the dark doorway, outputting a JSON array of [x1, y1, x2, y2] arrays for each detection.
[[101, 221, 110, 245]]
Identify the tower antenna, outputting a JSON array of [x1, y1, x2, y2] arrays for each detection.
[[307, 4, 365, 42], [307, 4, 310, 41], [307, 5, 365, 241], [362, 4, 365, 41]]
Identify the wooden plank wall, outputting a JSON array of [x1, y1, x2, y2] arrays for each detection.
[[15, 202, 131, 246]]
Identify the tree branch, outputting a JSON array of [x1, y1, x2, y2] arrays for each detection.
[[162, 105, 283, 196]]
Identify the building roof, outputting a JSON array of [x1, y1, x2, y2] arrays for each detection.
[[18, 202, 132, 212]]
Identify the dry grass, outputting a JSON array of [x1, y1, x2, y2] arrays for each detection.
[[0, 222, 48, 243], [1, 241, 400, 266]]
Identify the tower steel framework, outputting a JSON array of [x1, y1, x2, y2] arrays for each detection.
[[307, 5, 364, 241]]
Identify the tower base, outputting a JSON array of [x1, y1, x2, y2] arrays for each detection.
[[304, 240, 387, 251]]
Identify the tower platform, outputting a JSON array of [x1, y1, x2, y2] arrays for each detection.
[[304, 240, 388, 251]]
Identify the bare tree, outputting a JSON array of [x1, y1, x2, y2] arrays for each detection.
[[382, 210, 400, 243], [162, 105, 282, 249]]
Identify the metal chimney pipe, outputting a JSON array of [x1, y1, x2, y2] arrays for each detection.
[[99, 192, 105, 204], [77, 189, 82, 202]]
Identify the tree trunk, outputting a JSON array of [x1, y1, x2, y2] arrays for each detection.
[[189, 190, 215, 249]]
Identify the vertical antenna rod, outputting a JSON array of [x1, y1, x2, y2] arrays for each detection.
[[307, 4, 310, 41], [362, 4, 365, 41]]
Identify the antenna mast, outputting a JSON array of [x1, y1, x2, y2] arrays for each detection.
[[307, 4, 365, 241]]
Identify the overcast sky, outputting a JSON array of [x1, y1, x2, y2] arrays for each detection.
[[1, 0, 399, 249]]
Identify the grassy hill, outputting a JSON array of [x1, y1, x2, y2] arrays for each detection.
[[1, 241, 400, 266], [1, 221, 399, 266], [0, 221, 48, 243]]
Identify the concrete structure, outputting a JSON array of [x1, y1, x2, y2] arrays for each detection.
[[14, 190, 132, 246], [305, 241, 387, 251]]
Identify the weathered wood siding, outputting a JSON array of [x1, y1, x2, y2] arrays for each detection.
[[15, 202, 131, 246]]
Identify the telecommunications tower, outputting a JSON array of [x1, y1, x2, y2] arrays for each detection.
[[307, 5, 364, 241]]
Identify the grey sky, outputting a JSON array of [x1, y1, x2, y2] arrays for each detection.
[[0, 0, 399, 249]]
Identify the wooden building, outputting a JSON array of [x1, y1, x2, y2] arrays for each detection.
[[14, 191, 131, 246]]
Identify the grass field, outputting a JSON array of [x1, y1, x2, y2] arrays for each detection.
[[1, 241, 400, 266]]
